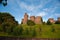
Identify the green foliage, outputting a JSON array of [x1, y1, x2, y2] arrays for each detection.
[[51, 26, 55, 32], [55, 21, 60, 24], [0, 0, 7, 6], [0, 12, 18, 34], [32, 28, 36, 37], [13, 25, 23, 36], [0, 12, 60, 38], [47, 20, 52, 25], [24, 28, 29, 35], [27, 20, 35, 26], [0, 12, 18, 26]]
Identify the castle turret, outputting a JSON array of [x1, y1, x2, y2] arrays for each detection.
[[22, 13, 28, 24]]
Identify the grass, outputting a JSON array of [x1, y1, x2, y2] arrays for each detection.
[[0, 24, 60, 38]]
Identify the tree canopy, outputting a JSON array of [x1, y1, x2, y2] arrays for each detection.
[[0, 0, 7, 6], [0, 12, 18, 26]]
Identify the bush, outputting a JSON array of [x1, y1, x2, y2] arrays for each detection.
[[47, 20, 52, 25], [24, 28, 29, 35], [13, 25, 23, 36], [32, 28, 36, 37], [27, 20, 35, 26], [51, 26, 55, 32], [55, 21, 60, 24]]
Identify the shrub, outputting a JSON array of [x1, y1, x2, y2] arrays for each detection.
[[55, 21, 60, 24], [24, 28, 29, 35], [32, 28, 36, 37], [47, 20, 52, 25], [51, 26, 55, 32], [13, 25, 23, 36], [27, 20, 35, 26]]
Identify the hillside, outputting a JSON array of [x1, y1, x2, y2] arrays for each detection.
[[0, 12, 60, 38]]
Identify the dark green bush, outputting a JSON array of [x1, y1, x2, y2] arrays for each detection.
[[47, 20, 52, 25], [27, 20, 35, 26], [13, 25, 23, 36]]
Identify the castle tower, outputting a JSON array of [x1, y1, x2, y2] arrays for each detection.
[[48, 18, 55, 23], [23, 13, 28, 24], [35, 16, 43, 24], [30, 16, 35, 22]]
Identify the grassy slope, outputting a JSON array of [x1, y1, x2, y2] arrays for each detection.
[[0, 24, 60, 38], [21, 24, 60, 38]]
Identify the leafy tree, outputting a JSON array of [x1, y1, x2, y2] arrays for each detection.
[[0, 0, 7, 6], [1, 22, 9, 32], [32, 28, 36, 37], [47, 20, 52, 25], [24, 28, 29, 35], [27, 20, 35, 26], [0, 12, 18, 26], [13, 25, 23, 36], [55, 21, 60, 24], [0, 12, 18, 33], [43, 22, 46, 24]]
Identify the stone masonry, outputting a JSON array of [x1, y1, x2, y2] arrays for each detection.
[[30, 16, 35, 22], [48, 18, 55, 23], [22, 13, 43, 24], [22, 13, 28, 24], [35, 16, 43, 24]]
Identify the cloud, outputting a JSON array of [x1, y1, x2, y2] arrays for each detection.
[[16, 0, 52, 12], [20, 2, 35, 11], [36, 12, 47, 17], [11, 0, 60, 23], [43, 4, 59, 14]]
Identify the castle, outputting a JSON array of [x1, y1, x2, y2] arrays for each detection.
[[22, 13, 43, 24], [48, 18, 55, 24], [21, 13, 60, 24]]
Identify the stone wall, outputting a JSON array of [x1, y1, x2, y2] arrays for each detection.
[[30, 16, 35, 22], [22, 13, 43, 24], [35, 16, 42, 24], [22, 13, 28, 24], [48, 18, 55, 23]]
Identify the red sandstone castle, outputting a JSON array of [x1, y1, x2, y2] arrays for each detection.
[[22, 13, 43, 24], [21, 13, 60, 24]]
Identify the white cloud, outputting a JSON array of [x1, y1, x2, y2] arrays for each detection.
[[16, 0, 35, 11], [16, 0, 52, 12], [36, 12, 47, 17]]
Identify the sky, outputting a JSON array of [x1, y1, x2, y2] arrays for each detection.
[[0, 0, 60, 24]]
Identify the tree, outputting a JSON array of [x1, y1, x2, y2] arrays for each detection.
[[1, 22, 10, 32], [13, 25, 23, 36], [25, 28, 29, 35], [0, 12, 18, 33], [27, 20, 35, 26], [0, 0, 7, 6], [55, 21, 60, 24], [32, 28, 36, 37], [47, 20, 52, 25], [0, 12, 18, 26]]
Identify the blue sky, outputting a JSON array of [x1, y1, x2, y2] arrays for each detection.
[[0, 0, 60, 23]]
